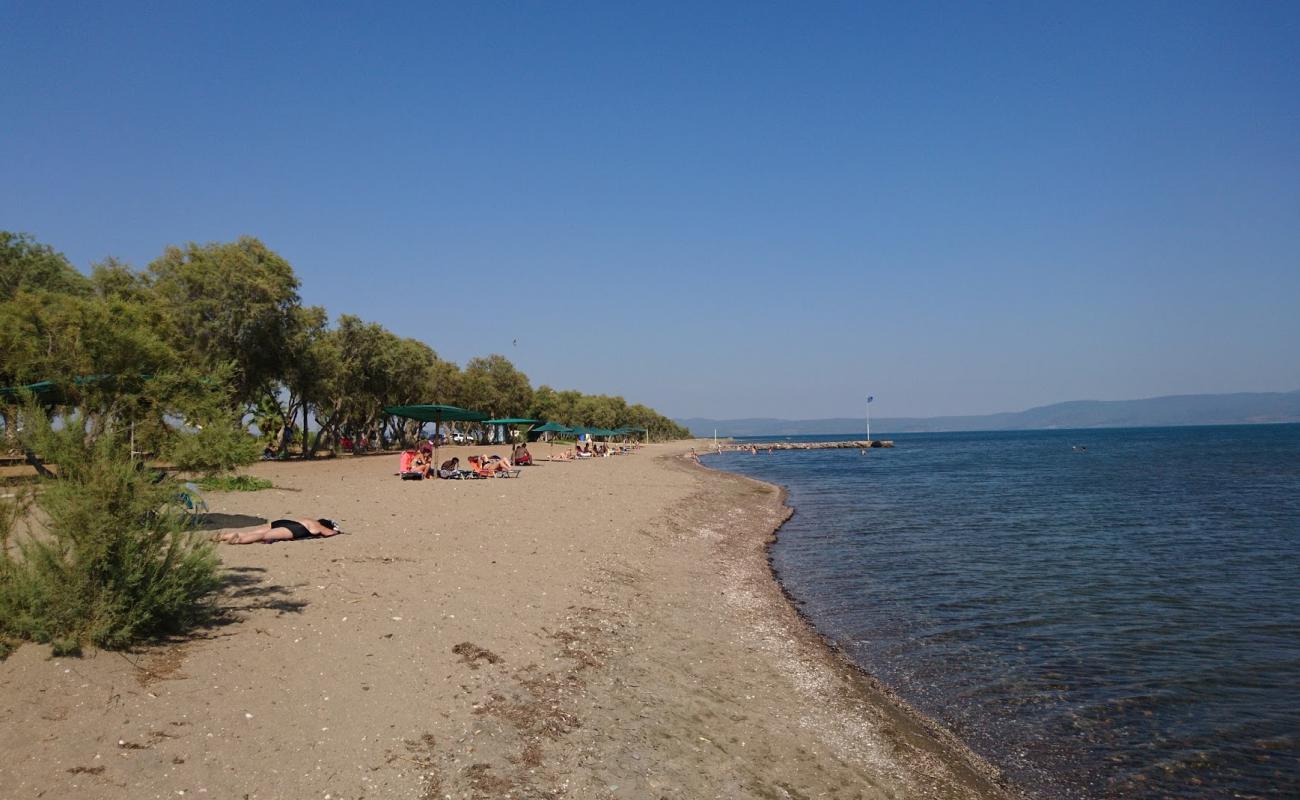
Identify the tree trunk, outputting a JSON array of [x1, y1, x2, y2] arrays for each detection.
[[24, 448, 55, 479]]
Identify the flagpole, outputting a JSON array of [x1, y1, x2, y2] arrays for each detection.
[[866, 396, 873, 443]]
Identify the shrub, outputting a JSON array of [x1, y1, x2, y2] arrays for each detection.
[[0, 412, 220, 651], [196, 475, 273, 492]]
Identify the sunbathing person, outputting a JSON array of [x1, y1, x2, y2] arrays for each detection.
[[483, 454, 513, 474], [214, 517, 344, 544], [549, 448, 575, 461], [410, 452, 431, 478], [439, 457, 462, 478], [512, 443, 533, 465]]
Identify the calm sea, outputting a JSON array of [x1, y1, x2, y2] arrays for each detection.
[[707, 425, 1300, 799]]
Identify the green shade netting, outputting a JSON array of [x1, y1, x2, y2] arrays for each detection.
[[383, 404, 489, 423], [531, 422, 573, 433]]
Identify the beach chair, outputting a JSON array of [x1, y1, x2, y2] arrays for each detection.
[[397, 450, 425, 480], [468, 456, 521, 479], [174, 482, 209, 526]]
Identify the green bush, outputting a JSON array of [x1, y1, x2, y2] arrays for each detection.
[[196, 474, 273, 492], [0, 414, 220, 652]]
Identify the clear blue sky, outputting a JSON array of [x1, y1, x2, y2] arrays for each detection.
[[4, 2, 1298, 419]]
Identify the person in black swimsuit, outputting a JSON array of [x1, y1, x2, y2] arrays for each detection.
[[213, 517, 344, 544]]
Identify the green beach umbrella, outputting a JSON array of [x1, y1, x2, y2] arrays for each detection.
[[531, 421, 573, 434], [613, 425, 648, 443], [531, 421, 573, 456], [0, 379, 58, 403], [0, 374, 148, 405], [384, 404, 490, 470]]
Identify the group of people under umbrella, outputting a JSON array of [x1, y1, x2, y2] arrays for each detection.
[[383, 404, 648, 479]]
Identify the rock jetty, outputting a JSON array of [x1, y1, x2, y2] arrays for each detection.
[[712, 440, 894, 452]]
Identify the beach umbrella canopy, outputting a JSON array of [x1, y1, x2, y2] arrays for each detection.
[[385, 404, 489, 424], [1, 374, 147, 405], [532, 421, 573, 433], [570, 426, 616, 439], [611, 425, 648, 442], [529, 421, 572, 455], [384, 404, 489, 470], [0, 380, 58, 402]]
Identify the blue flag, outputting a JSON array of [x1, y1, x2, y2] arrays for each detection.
[[867, 396, 874, 403]]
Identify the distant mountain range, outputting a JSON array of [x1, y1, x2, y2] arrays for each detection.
[[677, 389, 1300, 437]]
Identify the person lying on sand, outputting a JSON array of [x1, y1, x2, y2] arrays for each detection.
[[549, 449, 575, 461], [213, 518, 344, 544]]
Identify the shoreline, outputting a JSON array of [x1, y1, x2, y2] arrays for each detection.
[[684, 449, 1017, 799], [1, 440, 1015, 798]]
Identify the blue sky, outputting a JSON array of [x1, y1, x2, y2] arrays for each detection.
[[4, 2, 1298, 419]]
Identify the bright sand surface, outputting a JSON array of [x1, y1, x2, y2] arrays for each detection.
[[0, 443, 1014, 799]]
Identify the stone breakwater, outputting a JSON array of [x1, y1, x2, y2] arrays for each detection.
[[710, 440, 894, 451]]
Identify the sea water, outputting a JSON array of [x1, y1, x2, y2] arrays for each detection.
[[708, 425, 1300, 799]]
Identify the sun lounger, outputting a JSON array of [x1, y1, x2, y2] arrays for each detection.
[[398, 450, 426, 480], [467, 456, 521, 478]]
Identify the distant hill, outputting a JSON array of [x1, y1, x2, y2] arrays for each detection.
[[677, 389, 1300, 437]]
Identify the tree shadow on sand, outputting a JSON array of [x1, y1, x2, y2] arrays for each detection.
[[204, 565, 310, 630], [138, 565, 307, 654]]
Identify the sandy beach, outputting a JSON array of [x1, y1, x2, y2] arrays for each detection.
[[0, 443, 1013, 799]]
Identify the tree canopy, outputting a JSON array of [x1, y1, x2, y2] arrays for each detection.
[[0, 231, 690, 454]]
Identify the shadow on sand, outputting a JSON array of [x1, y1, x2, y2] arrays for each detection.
[[212, 565, 309, 619], [189, 513, 267, 531]]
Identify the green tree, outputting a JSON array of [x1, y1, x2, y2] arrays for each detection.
[[461, 355, 533, 419], [90, 257, 154, 303], [313, 315, 397, 448], [279, 305, 330, 456], [0, 289, 178, 447], [0, 231, 90, 301], [529, 385, 561, 422], [154, 367, 263, 475], [148, 237, 301, 406], [572, 394, 618, 429]]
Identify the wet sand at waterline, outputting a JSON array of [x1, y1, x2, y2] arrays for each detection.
[[0, 443, 1013, 799]]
